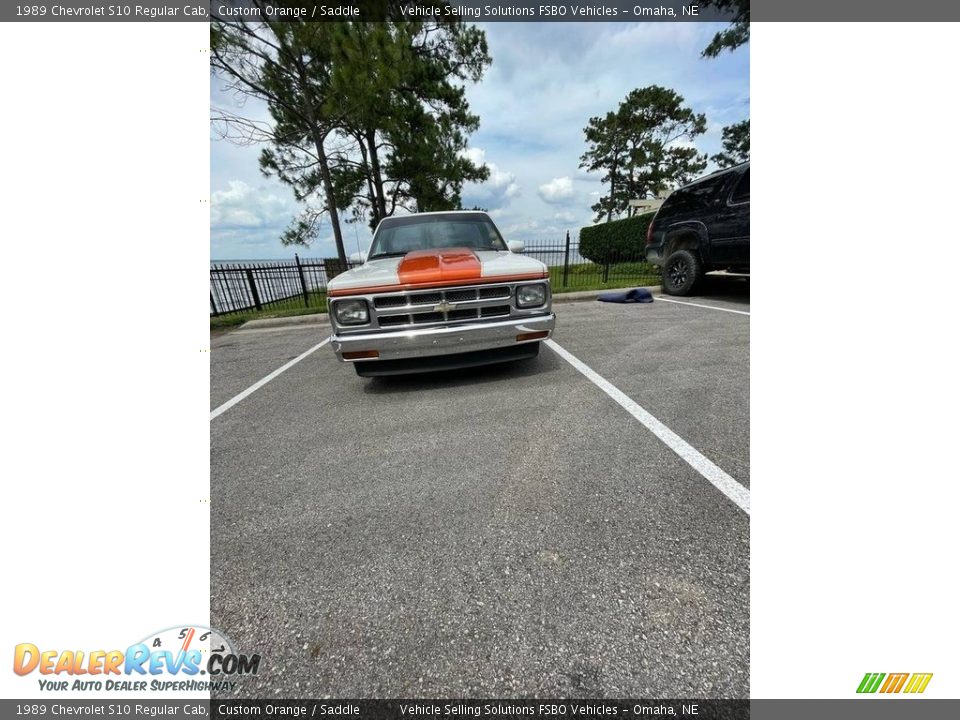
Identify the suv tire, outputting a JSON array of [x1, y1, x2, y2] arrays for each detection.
[[662, 249, 703, 296]]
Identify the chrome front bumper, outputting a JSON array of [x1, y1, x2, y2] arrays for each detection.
[[331, 313, 555, 363]]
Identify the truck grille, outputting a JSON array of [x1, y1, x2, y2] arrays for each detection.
[[347, 281, 548, 331], [412, 312, 444, 324], [478, 286, 510, 300], [480, 305, 511, 318], [374, 292, 441, 309], [377, 315, 410, 327]]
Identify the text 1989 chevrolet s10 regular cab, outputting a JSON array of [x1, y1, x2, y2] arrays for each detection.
[[326, 211, 555, 376]]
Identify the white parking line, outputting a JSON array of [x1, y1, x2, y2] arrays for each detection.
[[210, 338, 330, 421], [544, 338, 750, 514], [655, 296, 750, 315]]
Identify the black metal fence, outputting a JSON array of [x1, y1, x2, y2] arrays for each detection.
[[210, 255, 358, 317], [522, 232, 660, 290], [210, 235, 659, 318]]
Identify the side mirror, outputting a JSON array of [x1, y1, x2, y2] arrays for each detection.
[[508, 240, 524, 253]]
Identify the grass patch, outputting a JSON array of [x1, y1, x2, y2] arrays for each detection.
[[548, 262, 660, 293], [210, 292, 327, 331]]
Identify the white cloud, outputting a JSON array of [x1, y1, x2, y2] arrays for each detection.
[[211, 180, 292, 229], [460, 147, 521, 210], [499, 214, 580, 244], [210, 180, 313, 260], [538, 177, 575, 204]]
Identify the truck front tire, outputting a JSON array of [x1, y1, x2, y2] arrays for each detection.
[[662, 249, 703, 296]]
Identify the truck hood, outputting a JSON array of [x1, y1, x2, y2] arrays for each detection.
[[327, 248, 548, 297]]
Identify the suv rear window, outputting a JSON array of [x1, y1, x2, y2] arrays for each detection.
[[662, 173, 730, 214]]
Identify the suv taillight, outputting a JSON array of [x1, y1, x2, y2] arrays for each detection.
[[645, 217, 656, 246]]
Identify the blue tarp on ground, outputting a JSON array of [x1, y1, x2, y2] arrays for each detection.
[[596, 288, 654, 304]]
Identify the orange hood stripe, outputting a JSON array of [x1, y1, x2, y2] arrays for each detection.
[[397, 247, 482, 285]]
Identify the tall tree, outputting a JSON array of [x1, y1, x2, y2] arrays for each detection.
[[388, 103, 488, 212], [700, 0, 750, 57], [211, 15, 351, 265], [212, 5, 492, 250], [711, 119, 750, 167], [329, 18, 490, 227], [580, 86, 707, 222], [579, 112, 627, 222]]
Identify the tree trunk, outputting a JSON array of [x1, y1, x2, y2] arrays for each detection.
[[366, 128, 388, 222], [313, 134, 348, 267], [607, 161, 616, 223], [354, 132, 378, 224], [287, 50, 348, 266]]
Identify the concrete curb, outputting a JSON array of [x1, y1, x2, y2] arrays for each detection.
[[238, 313, 329, 331], [229, 285, 661, 331]]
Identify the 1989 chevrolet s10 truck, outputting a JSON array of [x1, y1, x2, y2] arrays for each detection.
[[326, 211, 555, 376]]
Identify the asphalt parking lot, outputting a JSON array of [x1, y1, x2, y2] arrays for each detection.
[[210, 281, 749, 698]]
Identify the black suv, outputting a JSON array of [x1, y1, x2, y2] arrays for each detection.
[[645, 162, 749, 296]]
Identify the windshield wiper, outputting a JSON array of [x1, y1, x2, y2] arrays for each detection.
[[368, 251, 408, 260]]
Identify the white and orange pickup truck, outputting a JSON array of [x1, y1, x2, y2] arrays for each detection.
[[326, 211, 555, 376]]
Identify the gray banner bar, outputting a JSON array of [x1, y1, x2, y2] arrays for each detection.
[[3, 1, 728, 23], [2, 699, 959, 718], [4, 0, 960, 23], [752, 699, 960, 720]]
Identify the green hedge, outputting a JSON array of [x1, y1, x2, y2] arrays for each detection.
[[579, 213, 654, 264]]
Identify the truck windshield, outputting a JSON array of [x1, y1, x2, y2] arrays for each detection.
[[368, 215, 508, 259]]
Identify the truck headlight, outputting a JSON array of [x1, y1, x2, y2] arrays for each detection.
[[516, 283, 547, 308], [333, 299, 369, 325]]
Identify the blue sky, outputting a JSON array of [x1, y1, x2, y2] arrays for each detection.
[[211, 22, 749, 260]]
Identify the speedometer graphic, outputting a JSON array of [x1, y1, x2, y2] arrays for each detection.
[[137, 624, 238, 675]]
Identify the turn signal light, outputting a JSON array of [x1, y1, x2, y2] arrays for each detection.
[[343, 350, 380, 360], [516, 331, 549, 342]]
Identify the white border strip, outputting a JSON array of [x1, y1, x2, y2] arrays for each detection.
[[545, 339, 750, 514], [210, 338, 330, 421], [656, 296, 750, 316]]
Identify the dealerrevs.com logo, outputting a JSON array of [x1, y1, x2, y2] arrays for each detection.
[[13, 625, 260, 693], [857, 672, 933, 694]]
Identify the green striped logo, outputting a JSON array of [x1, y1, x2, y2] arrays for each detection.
[[857, 672, 932, 694], [857, 673, 886, 693]]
